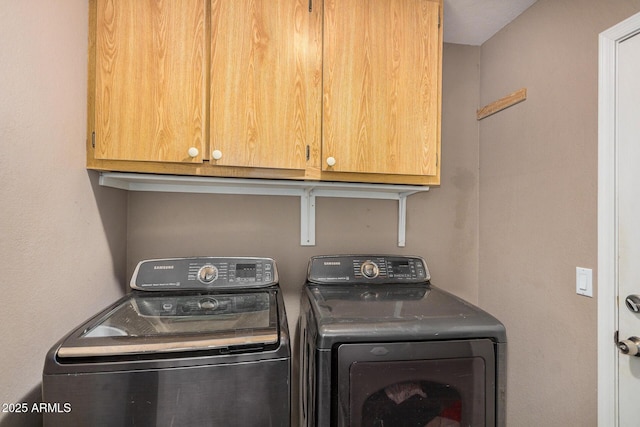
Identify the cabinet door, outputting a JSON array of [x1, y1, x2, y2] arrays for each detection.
[[323, 0, 441, 176], [93, 0, 206, 163], [210, 0, 322, 170]]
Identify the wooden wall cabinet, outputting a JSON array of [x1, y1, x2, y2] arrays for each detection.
[[87, 0, 442, 185], [208, 0, 322, 172], [89, 0, 207, 164]]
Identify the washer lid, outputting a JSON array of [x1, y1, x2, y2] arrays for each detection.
[[56, 290, 279, 359]]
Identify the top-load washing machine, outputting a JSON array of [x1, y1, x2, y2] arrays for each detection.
[[299, 255, 506, 427], [42, 257, 290, 427]]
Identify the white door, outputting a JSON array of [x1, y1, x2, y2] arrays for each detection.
[[598, 11, 640, 427], [616, 30, 640, 426]]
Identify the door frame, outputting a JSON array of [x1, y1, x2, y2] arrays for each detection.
[[598, 11, 640, 427]]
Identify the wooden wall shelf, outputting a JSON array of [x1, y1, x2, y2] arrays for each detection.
[[477, 88, 527, 120]]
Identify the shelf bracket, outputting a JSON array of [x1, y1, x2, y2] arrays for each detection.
[[99, 172, 429, 247], [301, 188, 316, 246], [398, 193, 409, 247]]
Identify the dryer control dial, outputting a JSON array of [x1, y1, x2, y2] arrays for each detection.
[[198, 265, 218, 284], [360, 261, 380, 279]]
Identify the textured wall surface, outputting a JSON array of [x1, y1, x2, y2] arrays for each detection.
[[478, 0, 640, 425], [0, 1, 127, 425]]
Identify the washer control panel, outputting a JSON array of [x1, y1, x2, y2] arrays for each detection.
[[307, 255, 430, 285], [130, 257, 278, 291]]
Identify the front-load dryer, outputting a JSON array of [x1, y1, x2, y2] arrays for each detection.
[[42, 257, 290, 427], [299, 255, 506, 427]]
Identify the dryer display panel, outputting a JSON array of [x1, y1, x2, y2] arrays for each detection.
[[307, 255, 430, 284]]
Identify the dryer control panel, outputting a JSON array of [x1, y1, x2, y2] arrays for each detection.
[[130, 257, 278, 291], [307, 255, 430, 285]]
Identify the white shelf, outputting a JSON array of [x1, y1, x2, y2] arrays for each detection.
[[99, 172, 429, 246]]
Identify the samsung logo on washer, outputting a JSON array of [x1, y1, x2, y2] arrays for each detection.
[[323, 261, 341, 266], [153, 265, 174, 270]]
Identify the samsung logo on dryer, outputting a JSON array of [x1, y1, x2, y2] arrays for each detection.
[[153, 265, 175, 270], [323, 261, 341, 266]]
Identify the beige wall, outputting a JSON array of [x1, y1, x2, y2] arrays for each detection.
[[0, 0, 127, 425], [127, 42, 482, 341], [8, 0, 640, 424], [478, 0, 640, 425], [127, 44, 480, 303]]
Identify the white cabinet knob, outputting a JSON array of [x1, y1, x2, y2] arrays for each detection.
[[326, 156, 336, 167], [212, 150, 223, 160], [188, 147, 199, 158]]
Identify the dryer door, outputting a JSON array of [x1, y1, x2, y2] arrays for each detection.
[[337, 339, 496, 427]]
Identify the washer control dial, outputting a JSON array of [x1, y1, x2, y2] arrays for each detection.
[[360, 261, 380, 279], [197, 265, 218, 284]]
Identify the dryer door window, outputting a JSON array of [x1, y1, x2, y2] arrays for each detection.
[[351, 359, 479, 427], [337, 339, 496, 427]]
